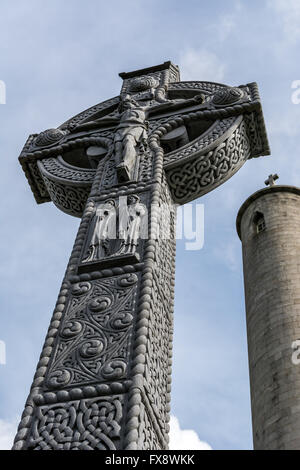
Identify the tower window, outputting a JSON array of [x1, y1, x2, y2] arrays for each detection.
[[253, 211, 266, 234]]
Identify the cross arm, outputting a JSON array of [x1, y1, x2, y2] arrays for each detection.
[[72, 116, 120, 132], [148, 94, 205, 117]]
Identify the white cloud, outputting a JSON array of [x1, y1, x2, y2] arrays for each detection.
[[179, 49, 226, 83], [0, 418, 18, 450], [169, 415, 212, 450], [268, 0, 300, 43]]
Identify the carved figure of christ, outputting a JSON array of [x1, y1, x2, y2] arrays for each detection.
[[74, 93, 205, 182]]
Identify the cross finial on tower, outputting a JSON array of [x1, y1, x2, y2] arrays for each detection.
[[265, 173, 279, 187]]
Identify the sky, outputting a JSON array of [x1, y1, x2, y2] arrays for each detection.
[[1, 0, 300, 451]]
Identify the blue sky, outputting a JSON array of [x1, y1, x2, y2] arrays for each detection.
[[1, 0, 300, 450]]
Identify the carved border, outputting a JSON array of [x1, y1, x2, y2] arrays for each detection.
[[163, 117, 236, 167], [35, 139, 111, 216], [19, 135, 112, 204], [39, 156, 96, 184], [165, 116, 251, 203]]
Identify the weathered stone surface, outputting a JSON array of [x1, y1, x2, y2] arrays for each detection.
[[13, 62, 270, 450], [237, 185, 300, 450]]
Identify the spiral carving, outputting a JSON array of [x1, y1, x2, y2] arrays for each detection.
[[129, 75, 159, 92], [110, 312, 133, 330], [117, 273, 138, 287], [88, 295, 112, 312], [212, 87, 244, 106], [61, 321, 83, 339], [35, 128, 66, 147], [79, 339, 104, 358], [101, 360, 127, 380], [71, 282, 92, 296], [47, 369, 71, 389]]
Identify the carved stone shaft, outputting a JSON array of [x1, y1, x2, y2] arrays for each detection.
[[14, 61, 270, 450], [13, 160, 176, 450]]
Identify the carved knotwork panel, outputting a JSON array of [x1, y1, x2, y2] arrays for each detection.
[[27, 396, 123, 450], [144, 286, 172, 436], [162, 117, 236, 166], [41, 157, 96, 183], [26, 135, 112, 213], [45, 273, 140, 390], [165, 116, 251, 204], [143, 183, 175, 440], [154, 184, 176, 310], [27, 161, 50, 201], [138, 401, 163, 450], [37, 157, 97, 217], [40, 175, 91, 217], [243, 112, 264, 158], [138, 147, 153, 182]]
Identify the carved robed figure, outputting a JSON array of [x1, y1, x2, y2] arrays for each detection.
[[82, 199, 117, 261], [118, 195, 147, 255], [15, 61, 270, 450]]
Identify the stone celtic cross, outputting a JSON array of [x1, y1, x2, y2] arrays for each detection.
[[14, 61, 270, 450]]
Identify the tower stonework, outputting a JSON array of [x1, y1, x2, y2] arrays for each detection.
[[237, 185, 300, 450]]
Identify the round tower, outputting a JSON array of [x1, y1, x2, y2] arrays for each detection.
[[237, 178, 300, 450]]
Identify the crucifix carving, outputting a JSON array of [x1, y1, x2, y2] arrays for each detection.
[[14, 61, 270, 450], [74, 88, 204, 183]]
